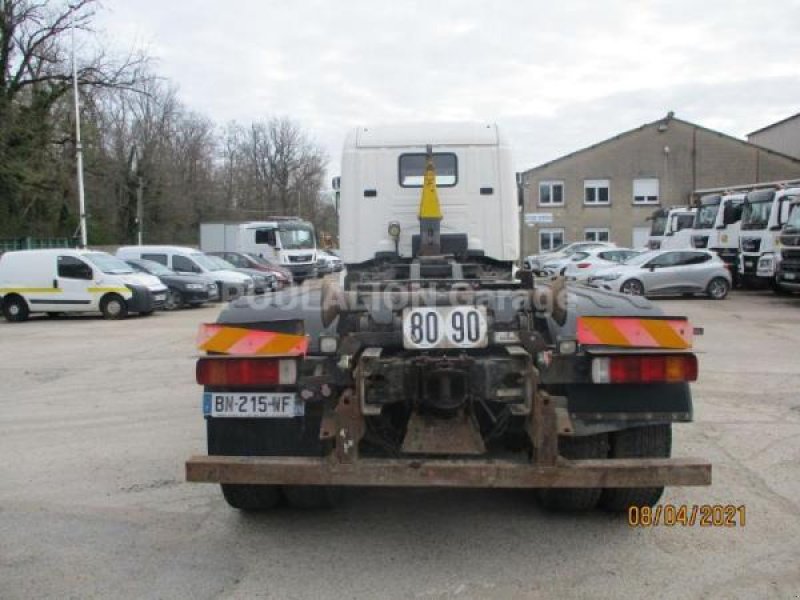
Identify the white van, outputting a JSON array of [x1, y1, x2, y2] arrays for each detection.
[[0, 249, 168, 322], [115, 246, 253, 301]]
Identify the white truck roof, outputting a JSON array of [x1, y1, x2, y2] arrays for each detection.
[[346, 122, 502, 148]]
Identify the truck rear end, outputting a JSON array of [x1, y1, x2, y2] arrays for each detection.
[[186, 124, 710, 512]]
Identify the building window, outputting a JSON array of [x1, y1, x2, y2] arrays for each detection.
[[539, 228, 565, 252], [538, 181, 564, 206], [633, 178, 659, 204], [584, 228, 610, 242], [584, 179, 610, 205]]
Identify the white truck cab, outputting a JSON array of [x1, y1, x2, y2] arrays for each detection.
[[0, 249, 167, 321], [647, 207, 696, 250], [338, 122, 519, 268], [116, 245, 254, 301], [200, 220, 318, 281], [739, 187, 800, 287], [689, 192, 746, 276], [776, 196, 800, 292]]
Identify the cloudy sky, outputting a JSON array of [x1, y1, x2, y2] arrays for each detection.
[[95, 0, 800, 176]]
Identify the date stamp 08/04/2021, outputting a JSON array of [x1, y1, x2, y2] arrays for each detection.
[[628, 504, 746, 528]]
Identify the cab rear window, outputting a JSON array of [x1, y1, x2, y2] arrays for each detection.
[[399, 153, 457, 188]]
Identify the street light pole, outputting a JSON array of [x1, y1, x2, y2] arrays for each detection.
[[130, 146, 143, 245], [136, 171, 143, 245], [71, 27, 88, 248]]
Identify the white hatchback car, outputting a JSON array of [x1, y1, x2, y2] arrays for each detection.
[[563, 248, 641, 282], [588, 249, 732, 299], [524, 242, 616, 273]]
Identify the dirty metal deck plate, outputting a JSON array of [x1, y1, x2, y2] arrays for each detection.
[[186, 456, 711, 488], [400, 413, 487, 455]]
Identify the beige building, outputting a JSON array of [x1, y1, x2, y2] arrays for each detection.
[[520, 113, 800, 254], [747, 111, 800, 159]]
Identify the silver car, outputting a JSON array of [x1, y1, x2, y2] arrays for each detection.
[[588, 249, 732, 299]]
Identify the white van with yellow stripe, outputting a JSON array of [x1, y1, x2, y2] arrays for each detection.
[[0, 249, 168, 322]]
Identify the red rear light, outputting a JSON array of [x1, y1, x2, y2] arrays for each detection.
[[576, 263, 591, 268], [196, 358, 297, 386], [592, 354, 697, 384]]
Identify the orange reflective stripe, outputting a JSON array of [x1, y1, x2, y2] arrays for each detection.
[[577, 317, 692, 349], [198, 324, 308, 356], [638, 319, 691, 350], [579, 317, 630, 347]]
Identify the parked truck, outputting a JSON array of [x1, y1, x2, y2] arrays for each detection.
[[688, 191, 746, 283], [646, 206, 696, 250], [775, 194, 800, 293], [739, 184, 800, 288], [200, 219, 318, 282], [186, 123, 710, 513]]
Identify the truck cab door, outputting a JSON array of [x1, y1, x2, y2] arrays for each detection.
[[254, 228, 280, 261]]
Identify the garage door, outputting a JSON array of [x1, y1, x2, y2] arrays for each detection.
[[632, 227, 650, 249]]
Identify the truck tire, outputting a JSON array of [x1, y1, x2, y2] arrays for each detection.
[[2, 295, 30, 322], [537, 434, 609, 512], [599, 424, 672, 512], [208, 416, 340, 510], [221, 484, 281, 510], [100, 294, 128, 320], [771, 279, 791, 296]]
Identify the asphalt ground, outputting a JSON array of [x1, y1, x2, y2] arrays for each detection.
[[1, 286, 800, 599]]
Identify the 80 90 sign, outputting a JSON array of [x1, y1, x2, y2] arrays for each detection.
[[402, 306, 488, 350]]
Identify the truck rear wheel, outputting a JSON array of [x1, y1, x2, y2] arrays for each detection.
[[208, 416, 339, 510], [537, 434, 609, 512], [221, 484, 281, 511], [599, 424, 672, 512]]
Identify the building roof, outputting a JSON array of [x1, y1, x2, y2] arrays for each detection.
[[747, 111, 800, 138], [523, 112, 800, 174]]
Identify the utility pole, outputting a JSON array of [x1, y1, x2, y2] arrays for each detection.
[[71, 27, 88, 248], [136, 173, 143, 245], [131, 146, 143, 245]]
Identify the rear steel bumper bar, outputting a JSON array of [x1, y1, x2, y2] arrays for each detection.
[[186, 455, 711, 488]]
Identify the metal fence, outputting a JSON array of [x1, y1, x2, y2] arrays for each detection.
[[0, 237, 78, 252]]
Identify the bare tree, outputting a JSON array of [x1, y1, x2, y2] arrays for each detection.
[[0, 0, 148, 237], [224, 117, 327, 220]]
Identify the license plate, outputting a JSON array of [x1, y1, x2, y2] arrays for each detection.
[[203, 392, 303, 418], [154, 294, 166, 301], [784, 273, 796, 280], [402, 306, 488, 350]]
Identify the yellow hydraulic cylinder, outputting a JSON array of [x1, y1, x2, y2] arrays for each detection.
[[418, 149, 443, 220], [418, 145, 442, 255]]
